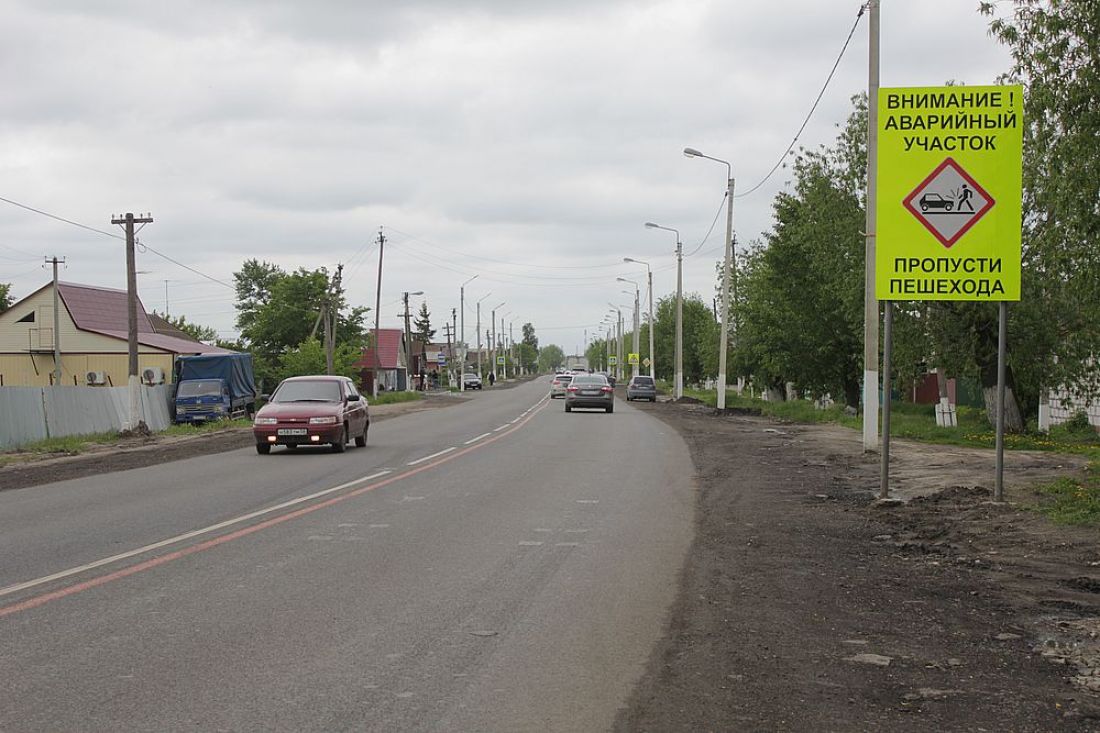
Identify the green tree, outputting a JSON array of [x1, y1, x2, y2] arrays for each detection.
[[974, 0, 1100, 424], [278, 337, 361, 381], [516, 342, 538, 373], [585, 339, 607, 372], [538, 344, 565, 372], [233, 264, 368, 386], [0, 283, 11, 313], [652, 293, 718, 385], [155, 311, 217, 342], [413, 302, 435, 343], [521, 322, 539, 351]]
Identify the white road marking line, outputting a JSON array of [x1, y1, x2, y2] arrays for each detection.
[[0, 469, 393, 599], [509, 417, 522, 424], [407, 447, 457, 465], [555, 542, 580, 547], [464, 432, 492, 445], [518, 541, 544, 546], [563, 528, 590, 534], [493, 425, 510, 432], [576, 500, 600, 504], [369, 524, 390, 528]]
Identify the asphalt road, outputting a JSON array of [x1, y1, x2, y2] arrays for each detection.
[[0, 378, 695, 732]]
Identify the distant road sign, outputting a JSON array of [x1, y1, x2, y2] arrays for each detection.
[[608, 355, 618, 366], [628, 353, 640, 365], [436, 352, 447, 364], [643, 357, 651, 368], [496, 355, 506, 365], [876, 85, 1022, 301]]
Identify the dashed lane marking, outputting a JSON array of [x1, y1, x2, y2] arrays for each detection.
[[407, 447, 457, 466], [464, 432, 492, 445]]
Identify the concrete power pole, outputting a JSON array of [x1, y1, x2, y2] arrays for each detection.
[[324, 264, 343, 375], [403, 292, 414, 392], [112, 212, 153, 432], [862, 0, 881, 451], [451, 308, 458, 385], [372, 227, 386, 397], [46, 256, 65, 385]]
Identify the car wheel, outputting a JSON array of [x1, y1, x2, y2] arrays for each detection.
[[651, 397, 657, 402], [565, 404, 572, 412], [355, 423, 368, 448], [256, 443, 270, 455], [921, 203, 929, 212], [332, 426, 347, 453], [946, 203, 954, 211], [606, 405, 614, 413]]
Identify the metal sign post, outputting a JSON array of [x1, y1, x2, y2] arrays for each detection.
[[875, 85, 1023, 499]]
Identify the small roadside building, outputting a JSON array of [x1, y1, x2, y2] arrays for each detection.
[[356, 328, 408, 392], [0, 281, 229, 387]]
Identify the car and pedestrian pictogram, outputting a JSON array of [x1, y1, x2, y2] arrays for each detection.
[[918, 192, 954, 212]]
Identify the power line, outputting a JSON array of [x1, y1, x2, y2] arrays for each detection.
[[734, 3, 866, 199], [385, 226, 627, 271], [0, 194, 235, 290], [684, 192, 729, 258]]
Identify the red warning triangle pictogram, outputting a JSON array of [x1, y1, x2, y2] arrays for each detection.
[[903, 157, 995, 248]]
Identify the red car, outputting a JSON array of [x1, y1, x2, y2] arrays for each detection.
[[252, 375, 369, 454]]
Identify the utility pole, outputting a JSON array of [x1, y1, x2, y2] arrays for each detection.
[[164, 280, 170, 317], [443, 323, 453, 388], [862, 0, 881, 451], [403, 292, 414, 391], [451, 308, 458, 385], [112, 212, 153, 432], [675, 239, 683, 399], [632, 289, 640, 379], [46, 256, 65, 385], [324, 264, 342, 375], [372, 227, 386, 397]]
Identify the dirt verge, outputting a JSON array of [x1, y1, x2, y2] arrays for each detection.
[[616, 402, 1100, 732]]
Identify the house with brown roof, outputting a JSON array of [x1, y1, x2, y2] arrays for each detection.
[[355, 328, 409, 392], [0, 281, 231, 387]]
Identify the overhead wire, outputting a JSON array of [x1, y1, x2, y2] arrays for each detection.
[[734, 3, 866, 199], [0, 194, 235, 290], [385, 226, 627, 271]]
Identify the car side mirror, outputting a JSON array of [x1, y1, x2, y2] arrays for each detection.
[[260, 393, 270, 401], [347, 394, 361, 402]]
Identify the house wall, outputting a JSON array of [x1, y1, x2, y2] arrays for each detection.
[[0, 286, 175, 386], [0, 352, 176, 387]]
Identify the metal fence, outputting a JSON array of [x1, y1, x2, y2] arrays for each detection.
[[0, 385, 172, 450]]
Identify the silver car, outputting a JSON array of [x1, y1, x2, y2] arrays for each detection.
[[565, 374, 614, 413], [549, 373, 573, 399], [626, 375, 657, 402]]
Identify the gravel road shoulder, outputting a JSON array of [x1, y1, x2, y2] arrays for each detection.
[[616, 401, 1100, 732]]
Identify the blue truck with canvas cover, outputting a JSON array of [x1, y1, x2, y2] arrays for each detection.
[[173, 353, 258, 423]]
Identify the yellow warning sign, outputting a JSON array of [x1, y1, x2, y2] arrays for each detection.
[[628, 353, 640, 365], [876, 85, 1023, 301]]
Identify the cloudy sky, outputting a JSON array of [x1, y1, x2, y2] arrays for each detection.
[[0, 0, 1013, 355]]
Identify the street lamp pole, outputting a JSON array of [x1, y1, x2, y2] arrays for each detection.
[[491, 301, 505, 381], [624, 258, 655, 379], [476, 292, 491, 382], [646, 222, 683, 398], [685, 147, 735, 409], [618, 279, 640, 378], [459, 275, 478, 392]]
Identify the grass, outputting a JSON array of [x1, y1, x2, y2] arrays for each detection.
[[161, 418, 252, 437], [369, 391, 424, 405], [681, 387, 1100, 458], [1035, 461, 1100, 526]]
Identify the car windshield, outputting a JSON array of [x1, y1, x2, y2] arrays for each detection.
[[177, 379, 223, 397], [272, 380, 342, 403], [572, 376, 607, 386]]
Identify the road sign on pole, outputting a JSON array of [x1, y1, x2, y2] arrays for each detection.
[[875, 84, 1023, 502], [628, 353, 640, 366], [876, 85, 1023, 301], [496, 355, 505, 365], [608, 355, 618, 366], [642, 357, 651, 368]]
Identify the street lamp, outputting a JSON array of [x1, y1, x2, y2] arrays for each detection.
[[618, 278, 641, 378], [459, 275, 478, 392], [685, 146, 736, 409], [645, 222, 683, 398], [491, 301, 506, 381], [402, 290, 424, 391], [500, 310, 513, 379], [624, 257, 655, 379], [476, 291, 492, 381]]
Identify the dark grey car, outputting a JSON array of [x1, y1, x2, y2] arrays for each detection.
[[626, 375, 657, 402], [565, 374, 614, 413]]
